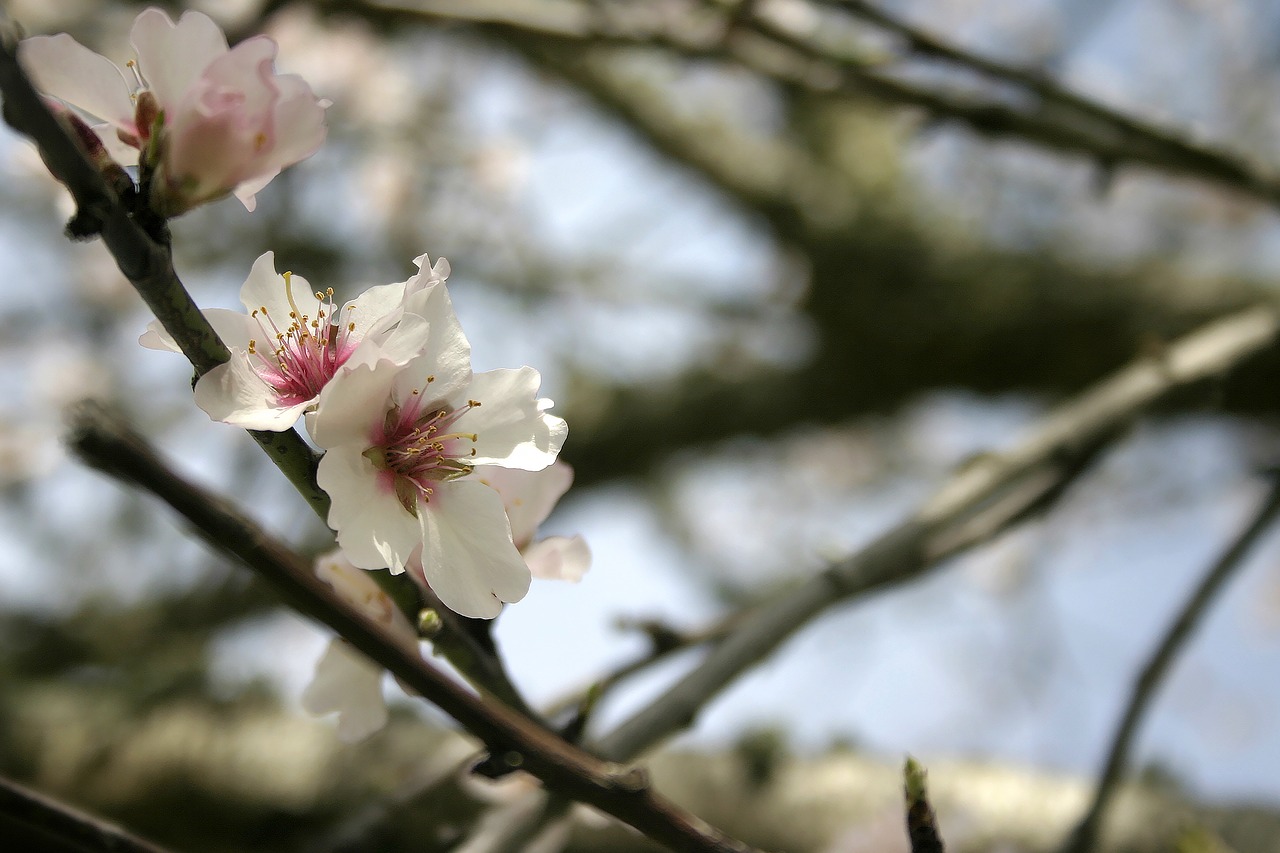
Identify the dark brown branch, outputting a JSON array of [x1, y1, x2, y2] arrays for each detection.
[[594, 307, 1279, 762], [0, 774, 175, 853], [1059, 471, 1280, 853], [62, 400, 762, 853]]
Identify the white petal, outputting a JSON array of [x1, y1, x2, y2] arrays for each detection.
[[192, 355, 310, 430], [138, 319, 179, 353], [301, 639, 388, 743], [524, 535, 591, 582], [343, 278, 411, 337], [18, 34, 133, 127], [130, 8, 227, 110], [420, 480, 531, 618], [314, 550, 417, 639], [406, 254, 450, 295], [472, 462, 574, 547], [318, 445, 420, 572], [139, 308, 257, 354], [310, 361, 397, 449], [346, 310, 433, 373], [232, 171, 274, 211], [390, 284, 472, 404], [237, 251, 314, 321], [456, 369, 566, 470]]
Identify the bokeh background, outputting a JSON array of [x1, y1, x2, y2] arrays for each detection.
[[2, 1, 1280, 850]]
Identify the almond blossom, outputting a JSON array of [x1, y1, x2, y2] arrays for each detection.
[[18, 7, 326, 215], [310, 283, 567, 618], [140, 252, 450, 431], [301, 550, 419, 742]]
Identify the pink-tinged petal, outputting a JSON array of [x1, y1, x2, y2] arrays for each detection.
[[455, 369, 566, 469], [318, 445, 420, 571], [230, 74, 327, 209], [301, 639, 388, 742], [259, 72, 327, 166], [139, 308, 257, 354], [193, 37, 279, 116], [472, 462, 574, 548], [18, 34, 134, 127], [130, 8, 228, 109], [524, 535, 591, 582], [193, 355, 310, 430], [419, 480, 531, 618], [311, 362, 398, 449]]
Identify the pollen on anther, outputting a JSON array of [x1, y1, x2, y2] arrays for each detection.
[[426, 375, 435, 383]]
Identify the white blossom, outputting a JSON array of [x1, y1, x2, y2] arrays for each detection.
[[300, 550, 418, 743], [141, 252, 450, 431], [311, 283, 566, 618]]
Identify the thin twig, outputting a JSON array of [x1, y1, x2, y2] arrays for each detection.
[[350, 0, 1280, 208], [594, 307, 1278, 762], [1059, 472, 1280, 853], [0, 774, 176, 853], [541, 613, 748, 720], [63, 400, 762, 853]]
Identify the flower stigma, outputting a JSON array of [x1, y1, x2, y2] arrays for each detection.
[[363, 386, 483, 517]]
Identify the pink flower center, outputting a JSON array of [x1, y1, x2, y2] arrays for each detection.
[[247, 273, 358, 406], [363, 390, 481, 515]]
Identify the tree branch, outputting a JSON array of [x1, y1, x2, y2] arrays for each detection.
[[594, 306, 1279, 762], [62, 400, 762, 853], [0, 774, 175, 853], [348, 0, 1280, 209], [1059, 471, 1280, 853]]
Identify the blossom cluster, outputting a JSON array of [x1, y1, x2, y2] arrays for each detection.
[[26, 8, 589, 739], [143, 251, 587, 619]]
